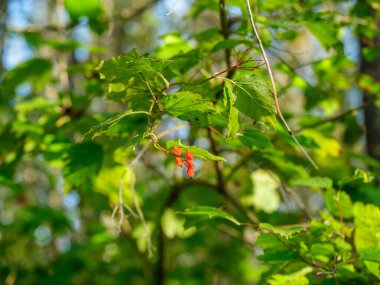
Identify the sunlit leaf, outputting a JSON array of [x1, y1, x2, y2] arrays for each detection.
[[324, 189, 353, 219], [259, 223, 307, 238], [303, 20, 340, 50], [290, 176, 333, 191], [162, 91, 218, 125], [248, 169, 280, 213], [268, 267, 312, 285], [354, 203, 380, 260], [85, 111, 149, 138], [223, 80, 240, 138], [225, 77, 276, 121], [177, 206, 241, 228]]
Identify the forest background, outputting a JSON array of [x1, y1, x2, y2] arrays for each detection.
[[1, 0, 380, 284]]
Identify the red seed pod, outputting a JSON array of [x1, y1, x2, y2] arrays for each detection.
[[175, 157, 184, 167], [173, 146, 182, 156], [185, 151, 194, 160], [186, 167, 194, 178], [186, 160, 195, 170]]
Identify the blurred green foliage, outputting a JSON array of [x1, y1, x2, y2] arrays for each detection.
[[1, 0, 380, 284]]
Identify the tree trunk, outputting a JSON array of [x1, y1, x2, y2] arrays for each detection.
[[360, 22, 380, 161], [0, 0, 9, 73]]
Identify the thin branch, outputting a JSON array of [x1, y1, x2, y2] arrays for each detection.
[[122, 0, 160, 22], [334, 190, 346, 273], [0, 0, 9, 74], [219, 0, 233, 78], [156, 180, 217, 285], [225, 152, 253, 181], [208, 126, 224, 138], [294, 98, 375, 134], [220, 188, 260, 226], [140, 72, 163, 113], [208, 130, 260, 226], [142, 157, 172, 184], [156, 225, 165, 285], [128, 166, 153, 258], [277, 235, 324, 269], [166, 54, 263, 89], [244, 0, 319, 169], [165, 0, 179, 16], [283, 184, 305, 210], [208, 130, 260, 225], [278, 182, 292, 210], [207, 128, 225, 192], [112, 124, 187, 257]]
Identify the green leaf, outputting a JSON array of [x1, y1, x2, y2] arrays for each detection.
[[301, 129, 342, 158], [97, 49, 168, 82], [177, 206, 241, 228], [2, 58, 52, 93], [338, 169, 374, 188], [225, 77, 276, 121], [64, 0, 107, 34], [324, 189, 353, 219], [223, 81, 240, 138], [64, 0, 103, 20], [303, 20, 340, 50], [360, 248, 380, 263], [259, 223, 306, 239], [164, 49, 202, 78], [155, 34, 192, 59], [97, 50, 169, 108], [310, 243, 335, 262], [256, 233, 297, 263], [64, 142, 103, 185], [268, 267, 312, 285], [364, 261, 380, 279], [248, 169, 280, 213], [85, 111, 149, 139], [211, 39, 250, 52], [166, 140, 226, 161], [161, 209, 191, 239], [354, 203, 380, 259], [14, 97, 58, 113], [239, 129, 272, 150], [290, 176, 333, 191], [162, 91, 218, 126]]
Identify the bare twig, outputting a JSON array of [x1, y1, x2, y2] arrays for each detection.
[[219, 0, 233, 80], [123, 0, 160, 21], [208, 129, 260, 225], [112, 124, 187, 257], [294, 98, 375, 134], [167, 54, 263, 89], [128, 166, 153, 257], [225, 152, 254, 181], [165, 0, 179, 16], [278, 182, 292, 210], [244, 0, 319, 169], [207, 128, 225, 193]]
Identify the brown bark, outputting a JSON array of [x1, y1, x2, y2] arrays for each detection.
[[0, 0, 9, 73], [360, 24, 380, 160]]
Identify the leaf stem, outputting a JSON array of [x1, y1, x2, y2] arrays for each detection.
[[167, 59, 263, 89], [244, 0, 319, 169]]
